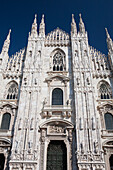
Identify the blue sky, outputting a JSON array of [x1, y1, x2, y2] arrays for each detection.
[[0, 0, 113, 56]]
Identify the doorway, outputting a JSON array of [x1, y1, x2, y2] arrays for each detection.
[[0, 154, 5, 170], [47, 140, 67, 170], [110, 155, 113, 170]]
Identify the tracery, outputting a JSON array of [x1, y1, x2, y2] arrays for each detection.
[[6, 82, 18, 100], [99, 82, 111, 99], [53, 51, 65, 71]]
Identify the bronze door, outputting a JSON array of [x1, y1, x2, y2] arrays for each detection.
[[47, 140, 67, 170]]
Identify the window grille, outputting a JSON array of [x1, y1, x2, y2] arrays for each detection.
[[1, 113, 11, 130], [104, 113, 113, 130], [53, 51, 65, 71], [52, 88, 63, 105], [6, 82, 18, 99], [99, 83, 111, 99]]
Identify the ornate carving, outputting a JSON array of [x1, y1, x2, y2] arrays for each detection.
[[45, 28, 70, 47], [49, 125, 65, 133]]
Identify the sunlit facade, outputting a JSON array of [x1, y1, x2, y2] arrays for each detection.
[[0, 14, 113, 170]]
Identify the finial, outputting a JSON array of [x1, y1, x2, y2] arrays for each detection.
[[1, 29, 11, 54], [105, 28, 110, 39], [41, 14, 44, 23], [34, 14, 37, 24], [9, 29, 11, 34], [30, 14, 38, 38], [72, 14, 75, 23], [39, 14, 45, 38], [79, 13, 83, 24], [105, 28, 113, 52], [7, 29, 11, 40], [79, 13, 85, 34], [71, 14, 77, 36]]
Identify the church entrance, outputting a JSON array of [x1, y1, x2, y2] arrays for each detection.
[[47, 140, 67, 170], [0, 154, 5, 170], [110, 155, 113, 170]]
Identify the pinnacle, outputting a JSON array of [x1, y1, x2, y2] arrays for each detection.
[[105, 28, 110, 39], [72, 14, 75, 24], [7, 29, 11, 40], [34, 14, 37, 24], [79, 13, 85, 34], [79, 13, 83, 23], [41, 14, 44, 23]]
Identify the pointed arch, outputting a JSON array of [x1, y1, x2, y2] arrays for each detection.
[[5, 81, 18, 100], [50, 48, 66, 71], [97, 81, 112, 99]]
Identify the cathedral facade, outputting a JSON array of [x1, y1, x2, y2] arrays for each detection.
[[0, 14, 113, 170]]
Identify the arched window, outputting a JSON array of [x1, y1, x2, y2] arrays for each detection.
[[6, 82, 18, 99], [104, 113, 113, 130], [52, 88, 63, 105], [99, 82, 111, 99], [1, 113, 11, 130], [53, 51, 65, 71]]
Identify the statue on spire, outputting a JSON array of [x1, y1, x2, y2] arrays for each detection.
[[1, 29, 11, 55], [79, 14, 85, 34], [39, 14, 45, 38], [105, 28, 113, 52], [30, 14, 38, 38], [71, 14, 77, 37]]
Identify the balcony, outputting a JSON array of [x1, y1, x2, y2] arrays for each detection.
[[42, 105, 72, 118]]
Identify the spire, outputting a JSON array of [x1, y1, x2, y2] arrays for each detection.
[[39, 14, 45, 38], [71, 14, 77, 37], [1, 29, 11, 55], [79, 14, 85, 34], [105, 28, 113, 52], [30, 14, 38, 38]]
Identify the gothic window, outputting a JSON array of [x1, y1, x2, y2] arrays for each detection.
[[52, 88, 63, 105], [99, 82, 111, 99], [53, 51, 65, 71], [1, 113, 11, 130], [6, 82, 18, 99], [104, 113, 113, 130]]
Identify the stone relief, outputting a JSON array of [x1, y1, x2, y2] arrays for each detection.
[[49, 125, 65, 133]]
